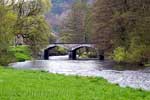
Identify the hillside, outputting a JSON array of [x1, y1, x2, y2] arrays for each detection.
[[51, 0, 74, 15], [46, 0, 93, 32], [45, 0, 74, 33]]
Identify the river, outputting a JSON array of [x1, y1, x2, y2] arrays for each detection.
[[10, 55, 150, 91]]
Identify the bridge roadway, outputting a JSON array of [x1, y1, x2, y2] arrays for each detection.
[[42, 43, 104, 60]]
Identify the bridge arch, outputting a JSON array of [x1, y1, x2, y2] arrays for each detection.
[[43, 45, 69, 60], [43, 43, 104, 60], [69, 45, 98, 60]]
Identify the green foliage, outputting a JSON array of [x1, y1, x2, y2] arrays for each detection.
[[9, 45, 32, 62], [128, 17, 150, 64], [0, 5, 17, 65], [60, 33, 73, 43], [0, 0, 53, 65], [14, 0, 51, 16], [13, 0, 54, 57], [127, 48, 144, 64], [9, 45, 31, 55], [16, 15, 53, 57], [92, 0, 150, 64], [79, 52, 97, 59], [0, 52, 15, 66], [87, 52, 97, 58], [57, 47, 67, 55], [79, 52, 89, 59], [113, 47, 127, 63], [113, 46, 150, 64], [14, 53, 31, 62], [145, 64, 150, 67], [60, 0, 92, 43], [50, 46, 67, 55], [0, 68, 150, 100]]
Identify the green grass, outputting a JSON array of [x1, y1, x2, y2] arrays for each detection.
[[145, 64, 150, 67], [9, 45, 32, 62], [0, 67, 150, 100]]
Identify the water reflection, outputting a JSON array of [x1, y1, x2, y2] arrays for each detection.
[[10, 55, 148, 73]]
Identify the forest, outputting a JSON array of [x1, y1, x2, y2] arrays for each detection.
[[59, 0, 150, 65], [0, 0, 150, 66]]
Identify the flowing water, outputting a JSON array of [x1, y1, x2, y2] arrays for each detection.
[[10, 55, 150, 91]]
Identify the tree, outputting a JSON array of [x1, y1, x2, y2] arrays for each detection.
[[0, 0, 54, 65], [13, 0, 54, 57], [0, 4, 17, 65], [92, 0, 114, 50], [60, 0, 92, 43], [92, 0, 150, 64]]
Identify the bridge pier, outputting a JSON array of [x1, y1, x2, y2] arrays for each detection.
[[44, 49, 49, 60], [98, 55, 104, 60], [98, 50, 104, 60], [69, 50, 76, 60]]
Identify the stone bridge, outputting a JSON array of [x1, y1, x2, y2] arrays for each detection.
[[43, 43, 104, 60]]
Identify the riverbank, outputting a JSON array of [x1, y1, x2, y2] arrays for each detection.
[[0, 67, 150, 100], [11, 59, 150, 91]]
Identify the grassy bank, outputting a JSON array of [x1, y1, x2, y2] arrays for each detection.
[[0, 45, 32, 66], [145, 64, 150, 67], [9, 45, 32, 62], [0, 67, 150, 100]]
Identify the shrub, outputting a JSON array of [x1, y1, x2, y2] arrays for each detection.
[[57, 47, 67, 55], [9, 45, 32, 62], [14, 52, 31, 62], [87, 52, 97, 58], [126, 49, 143, 64], [79, 52, 88, 58], [113, 47, 127, 63], [79, 52, 97, 59], [127, 46, 150, 65], [113, 46, 150, 65], [0, 52, 15, 66]]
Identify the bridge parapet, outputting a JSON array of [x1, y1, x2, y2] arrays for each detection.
[[45, 43, 95, 51]]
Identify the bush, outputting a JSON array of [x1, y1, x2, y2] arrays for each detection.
[[57, 47, 68, 55], [126, 49, 143, 64], [79, 52, 97, 59], [9, 45, 32, 62], [0, 52, 15, 66], [14, 52, 31, 62], [113, 47, 127, 63], [113, 46, 150, 65], [87, 52, 97, 58], [126, 46, 150, 65], [79, 52, 89, 58]]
